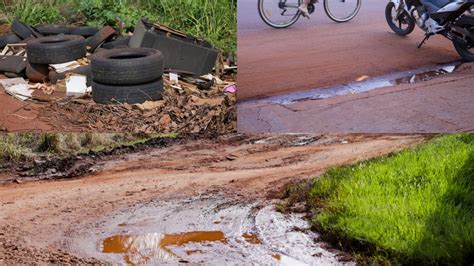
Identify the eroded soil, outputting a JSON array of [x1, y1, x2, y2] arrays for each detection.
[[0, 134, 426, 264]]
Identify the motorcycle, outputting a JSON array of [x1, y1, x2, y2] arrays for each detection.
[[385, 0, 474, 61]]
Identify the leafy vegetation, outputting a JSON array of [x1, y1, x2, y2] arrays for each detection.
[[0, 0, 236, 53], [309, 134, 474, 264]]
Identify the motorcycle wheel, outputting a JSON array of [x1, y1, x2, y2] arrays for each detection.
[[385, 2, 415, 35], [453, 39, 474, 62], [452, 21, 474, 62]]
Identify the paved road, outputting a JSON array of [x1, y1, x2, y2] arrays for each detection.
[[237, 0, 460, 100], [238, 63, 474, 133]]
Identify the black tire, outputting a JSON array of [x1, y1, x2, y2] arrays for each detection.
[[69, 26, 99, 37], [453, 40, 474, 62], [453, 17, 474, 62], [102, 36, 131, 49], [258, 0, 301, 29], [385, 2, 415, 35], [11, 20, 35, 39], [27, 25, 43, 38], [324, 0, 362, 23], [27, 35, 87, 64], [92, 78, 164, 104], [91, 48, 164, 85], [36, 25, 70, 35], [0, 33, 22, 48]]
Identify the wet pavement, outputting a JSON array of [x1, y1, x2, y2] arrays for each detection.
[[238, 62, 474, 133], [243, 61, 463, 105]]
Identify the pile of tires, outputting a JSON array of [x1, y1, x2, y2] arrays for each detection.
[[0, 20, 42, 50], [90, 48, 164, 104], [25, 35, 87, 82]]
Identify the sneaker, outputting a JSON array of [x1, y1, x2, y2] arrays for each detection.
[[298, 5, 310, 19]]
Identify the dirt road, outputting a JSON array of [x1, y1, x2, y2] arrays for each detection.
[[238, 62, 474, 133], [0, 134, 424, 264], [237, 0, 459, 100]]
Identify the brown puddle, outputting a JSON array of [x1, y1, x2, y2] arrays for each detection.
[[160, 231, 227, 253], [186, 249, 203, 255], [101, 231, 227, 265], [272, 253, 281, 260], [242, 232, 262, 245]]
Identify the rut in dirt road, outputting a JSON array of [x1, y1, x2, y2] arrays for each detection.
[[0, 134, 426, 264]]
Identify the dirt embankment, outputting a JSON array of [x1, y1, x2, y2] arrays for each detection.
[[0, 134, 425, 264]]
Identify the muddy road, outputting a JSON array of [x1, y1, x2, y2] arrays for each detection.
[[0, 134, 425, 264], [237, 0, 460, 101]]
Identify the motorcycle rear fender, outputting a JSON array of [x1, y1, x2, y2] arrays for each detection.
[[391, 0, 402, 10]]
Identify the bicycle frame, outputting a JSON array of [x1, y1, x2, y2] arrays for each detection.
[[277, 0, 300, 16]]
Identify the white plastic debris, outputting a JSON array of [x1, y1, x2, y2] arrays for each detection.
[[169, 72, 179, 83], [0, 78, 32, 101], [65, 74, 88, 96]]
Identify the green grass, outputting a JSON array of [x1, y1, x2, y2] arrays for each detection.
[[0, 0, 236, 54], [0, 133, 178, 165], [309, 134, 474, 264]]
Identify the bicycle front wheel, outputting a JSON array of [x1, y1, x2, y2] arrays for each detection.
[[258, 0, 302, 28], [324, 0, 361, 23]]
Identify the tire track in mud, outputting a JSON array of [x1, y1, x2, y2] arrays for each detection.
[[0, 134, 426, 264]]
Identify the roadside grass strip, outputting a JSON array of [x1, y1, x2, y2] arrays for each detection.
[[309, 134, 474, 264]]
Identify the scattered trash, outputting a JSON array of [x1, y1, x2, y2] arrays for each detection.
[[50, 61, 82, 73], [0, 77, 31, 100], [0, 18, 237, 133], [65, 74, 89, 96], [224, 84, 236, 93], [130, 18, 219, 75], [0, 55, 27, 73]]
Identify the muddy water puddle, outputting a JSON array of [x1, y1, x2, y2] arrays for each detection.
[[79, 196, 351, 265], [250, 61, 463, 105], [101, 231, 227, 265]]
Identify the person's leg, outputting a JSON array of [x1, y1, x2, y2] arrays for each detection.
[[298, 0, 311, 18]]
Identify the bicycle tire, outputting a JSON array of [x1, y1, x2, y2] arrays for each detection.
[[258, 0, 302, 29], [324, 0, 362, 23]]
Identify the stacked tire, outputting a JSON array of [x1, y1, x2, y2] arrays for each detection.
[[26, 35, 87, 82], [0, 20, 42, 50], [90, 48, 164, 104]]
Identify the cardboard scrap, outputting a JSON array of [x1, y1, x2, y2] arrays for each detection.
[[50, 61, 81, 73], [0, 78, 32, 101], [134, 100, 165, 111]]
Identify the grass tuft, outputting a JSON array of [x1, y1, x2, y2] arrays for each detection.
[[309, 134, 474, 264]]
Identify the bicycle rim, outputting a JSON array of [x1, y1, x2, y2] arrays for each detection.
[[258, 0, 302, 28], [324, 0, 361, 23]]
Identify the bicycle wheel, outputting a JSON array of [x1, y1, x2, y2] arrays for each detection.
[[324, 0, 361, 23], [258, 0, 302, 28]]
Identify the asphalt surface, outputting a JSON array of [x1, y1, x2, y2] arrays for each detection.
[[238, 62, 474, 133], [237, 0, 460, 101]]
